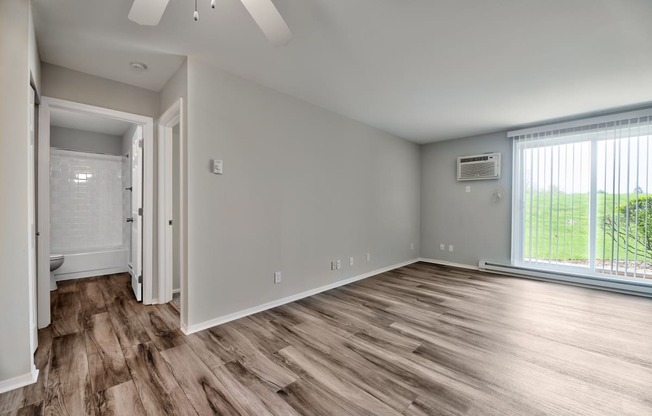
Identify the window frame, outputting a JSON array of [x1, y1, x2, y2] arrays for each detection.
[[510, 109, 652, 281]]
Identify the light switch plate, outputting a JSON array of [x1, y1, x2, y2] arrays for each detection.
[[212, 159, 223, 174]]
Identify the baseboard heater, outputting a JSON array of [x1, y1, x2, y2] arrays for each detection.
[[479, 260, 652, 298]]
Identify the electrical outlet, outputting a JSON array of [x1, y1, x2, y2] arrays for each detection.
[[330, 261, 336, 270], [465, 186, 471, 193], [366, 253, 371, 262], [349, 257, 354, 266], [410, 242, 414, 250], [336, 259, 342, 270], [440, 244, 445, 251], [274, 271, 282, 284], [449, 245, 454, 252]]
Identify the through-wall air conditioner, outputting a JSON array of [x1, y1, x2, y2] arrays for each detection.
[[457, 153, 501, 181]]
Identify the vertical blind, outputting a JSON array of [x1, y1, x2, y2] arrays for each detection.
[[510, 109, 652, 281]]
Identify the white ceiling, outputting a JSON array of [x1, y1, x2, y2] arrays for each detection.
[[33, 0, 652, 143], [50, 108, 133, 136]]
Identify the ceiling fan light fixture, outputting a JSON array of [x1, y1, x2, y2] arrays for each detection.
[[127, 0, 292, 45]]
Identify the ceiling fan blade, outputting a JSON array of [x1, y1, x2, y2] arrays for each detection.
[[128, 0, 170, 26], [239, 0, 292, 46]]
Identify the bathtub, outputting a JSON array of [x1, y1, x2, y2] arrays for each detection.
[[53, 247, 129, 281]]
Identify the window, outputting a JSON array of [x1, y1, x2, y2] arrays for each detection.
[[511, 110, 652, 281]]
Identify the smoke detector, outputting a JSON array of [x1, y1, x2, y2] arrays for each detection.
[[130, 61, 148, 72]]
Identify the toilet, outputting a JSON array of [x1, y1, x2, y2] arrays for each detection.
[[49, 254, 64, 291]]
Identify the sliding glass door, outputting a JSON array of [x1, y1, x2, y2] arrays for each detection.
[[512, 111, 652, 282]]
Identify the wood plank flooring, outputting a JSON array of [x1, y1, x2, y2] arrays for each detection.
[[2, 263, 652, 415]]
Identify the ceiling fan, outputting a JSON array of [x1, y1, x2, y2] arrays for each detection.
[[128, 0, 292, 46]]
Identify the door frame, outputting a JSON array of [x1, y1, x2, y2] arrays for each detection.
[[129, 125, 144, 301], [38, 97, 156, 326], [158, 98, 187, 328], [28, 84, 38, 353]]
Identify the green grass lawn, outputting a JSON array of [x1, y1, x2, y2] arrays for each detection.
[[523, 191, 652, 263]]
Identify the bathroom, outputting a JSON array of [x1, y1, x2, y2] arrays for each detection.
[[48, 108, 142, 300]]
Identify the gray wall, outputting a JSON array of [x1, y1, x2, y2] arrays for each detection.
[[420, 131, 512, 267], [160, 60, 187, 115], [41, 63, 159, 118], [185, 58, 421, 327], [50, 126, 123, 155], [0, 0, 40, 383]]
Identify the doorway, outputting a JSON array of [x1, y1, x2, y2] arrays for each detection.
[[158, 98, 186, 329], [37, 97, 155, 328]]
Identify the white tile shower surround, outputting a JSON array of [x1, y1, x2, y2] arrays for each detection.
[[50, 149, 125, 253]]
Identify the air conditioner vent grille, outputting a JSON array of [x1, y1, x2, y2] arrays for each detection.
[[457, 153, 501, 181], [460, 155, 490, 163]]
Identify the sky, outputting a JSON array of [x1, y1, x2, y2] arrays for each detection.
[[522, 134, 651, 195]]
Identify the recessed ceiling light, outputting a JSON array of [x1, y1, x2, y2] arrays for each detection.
[[130, 62, 148, 72]]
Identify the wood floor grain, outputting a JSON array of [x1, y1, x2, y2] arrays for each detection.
[[2, 264, 652, 415]]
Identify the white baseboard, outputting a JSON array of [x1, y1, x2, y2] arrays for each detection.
[[183, 258, 420, 335], [0, 368, 38, 394], [418, 258, 479, 271]]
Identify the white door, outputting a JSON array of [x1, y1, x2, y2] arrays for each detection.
[[129, 126, 143, 301], [28, 87, 38, 353]]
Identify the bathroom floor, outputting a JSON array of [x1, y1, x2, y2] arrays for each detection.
[[171, 291, 180, 312]]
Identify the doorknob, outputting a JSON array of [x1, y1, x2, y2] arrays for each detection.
[[126, 217, 134, 223]]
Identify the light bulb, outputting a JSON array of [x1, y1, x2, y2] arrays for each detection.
[[211, 0, 216, 8], [193, 10, 199, 21]]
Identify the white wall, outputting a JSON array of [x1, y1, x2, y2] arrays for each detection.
[[420, 131, 512, 266], [51, 126, 123, 155], [185, 58, 421, 327], [0, 0, 40, 385]]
